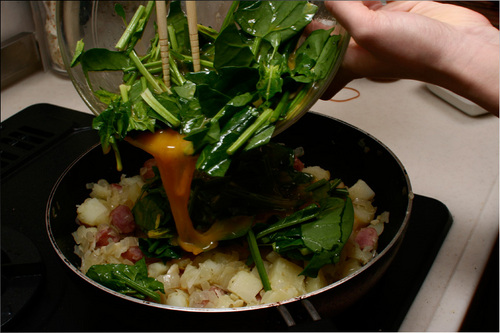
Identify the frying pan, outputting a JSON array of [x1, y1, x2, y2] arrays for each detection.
[[46, 111, 413, 328]]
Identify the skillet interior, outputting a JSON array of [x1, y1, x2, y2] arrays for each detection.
[[46, 111, 412, 316]]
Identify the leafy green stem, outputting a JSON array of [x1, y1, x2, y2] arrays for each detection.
[[167, 25, 179, 51], [221, 1, 240, 31], [270, 90, 290, 123], [119, 84, 130, 102], [124, 60, 163, 72], [247, 229, 271, 291], [284, 84, 311, 121], [129, 50, 164, 93], [169, 54, 185, 85], [251, 36, 263, 56], [125, 1, 155, 54], [112, 271, 161, 302], [227, 108, 273, 155], [111, 141, 123, 172], [141, 88, 180, 127], [115, 5, 145, 51], [170, 50, 214, 69], [256, 204, 320, 240]]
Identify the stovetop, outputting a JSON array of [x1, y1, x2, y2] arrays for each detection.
[[1, 104, 452, 332]]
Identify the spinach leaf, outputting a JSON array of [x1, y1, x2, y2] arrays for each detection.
[[214, 23, 255, 70], [196, 106, 258, 177], [167, 0, 189, 53], [139, 238, 181, 261], [243, 124, 275, 151], [132, 192, 172, 232], [80, 48, 131, 73], [92, 100, 130, 154], [292, 29, 341, 83], [195, 84, 231, 118], [256, 203, 320, 240], [300, 197, 354, 277], [301, 198, 345, 252], [235, 1, 317, 45], [70, 39, 85, 67], [86, 258, 164, 301], [257, 62, 283, 101]]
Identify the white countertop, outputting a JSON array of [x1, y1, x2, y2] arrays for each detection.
[[1, 70, 498, 331]]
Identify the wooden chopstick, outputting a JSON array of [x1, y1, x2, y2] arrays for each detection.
[[155, 0, 171, 88], [185, 1, 201, 72]]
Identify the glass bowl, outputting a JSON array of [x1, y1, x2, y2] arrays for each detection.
[[56, 1, 349, 135]]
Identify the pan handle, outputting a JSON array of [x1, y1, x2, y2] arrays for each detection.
[[277, 299, 338, 331]]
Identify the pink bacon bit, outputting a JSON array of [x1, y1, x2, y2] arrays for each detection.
[[293, 156, 304, 171], [355, 227, 378, 251], [121, 246, 144, 263], [140, 158, 157, 181], [96, 227, 120, 247], [110, 205, 136, 234]]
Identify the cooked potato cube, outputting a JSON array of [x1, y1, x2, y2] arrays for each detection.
[[267, 257, 306, 295], [348, 179, 375, 201], [76, 198, 110, 226], [302, 166, 330, 181], [228, 270, 263, 304]]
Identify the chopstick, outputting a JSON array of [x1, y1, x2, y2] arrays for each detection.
[[185, 1, 201, 72], [155, 0, 171, 88]]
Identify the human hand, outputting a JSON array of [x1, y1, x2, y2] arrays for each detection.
[[319, 1, 499, 115]]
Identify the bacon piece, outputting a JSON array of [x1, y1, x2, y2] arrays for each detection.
[[293, 156, 304, 171], [111, 183, 123, 191], [121, 246, 144, 263], [110, 205, 136, 234], [355, 227, 378, 251], [140, 158, 157, 180], [95, 227, 120, 247]]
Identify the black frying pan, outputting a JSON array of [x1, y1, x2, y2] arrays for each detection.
[[46, 111, 412, 328]]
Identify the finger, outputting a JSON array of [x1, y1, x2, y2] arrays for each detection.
[[325, 1, 376, 34]]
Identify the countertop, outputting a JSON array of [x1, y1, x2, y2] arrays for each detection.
[[1, 70, 498, 331]]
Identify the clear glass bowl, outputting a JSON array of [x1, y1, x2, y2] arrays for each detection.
[[56, 1, 349, 134]]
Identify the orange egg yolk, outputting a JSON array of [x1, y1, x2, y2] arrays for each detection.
[[126, 129, 250, 255]]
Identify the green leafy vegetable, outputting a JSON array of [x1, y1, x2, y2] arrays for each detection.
[[72, 0, 344, 177], [75, 1, 351, 289], [86, 258, 164, 301], [139, 238, 181, 261]]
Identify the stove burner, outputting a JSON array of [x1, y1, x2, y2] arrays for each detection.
[[1, 226, 44, 328]]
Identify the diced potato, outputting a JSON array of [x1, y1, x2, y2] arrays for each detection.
[[227, 270, 263, 304], [261, 287, 301, 304], [166, 289, 189, 307], [215, 261, 247, 289], [265, 251, 280, 263], [179, 264, 200, 292], [302, 166, 330, 181], [215, 294, 245, 308], [267, 257, 306, 295], [369, 219, 385, 236], [198, 259, 223, 284], [118, 175, 145, 205], [305, 269, 328, 293], [159, 264, 181, 290], [89, 179, 111, 199], [348, 179, 375, 201], [148, 262, 168, 278], [352, 198, 377, 225], [336, 258, 363, 279], [350, 241, 375, 265], [76, 197, 110, 226]]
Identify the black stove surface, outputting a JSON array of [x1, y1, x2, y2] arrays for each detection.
[[1, 104, 452, 332]]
